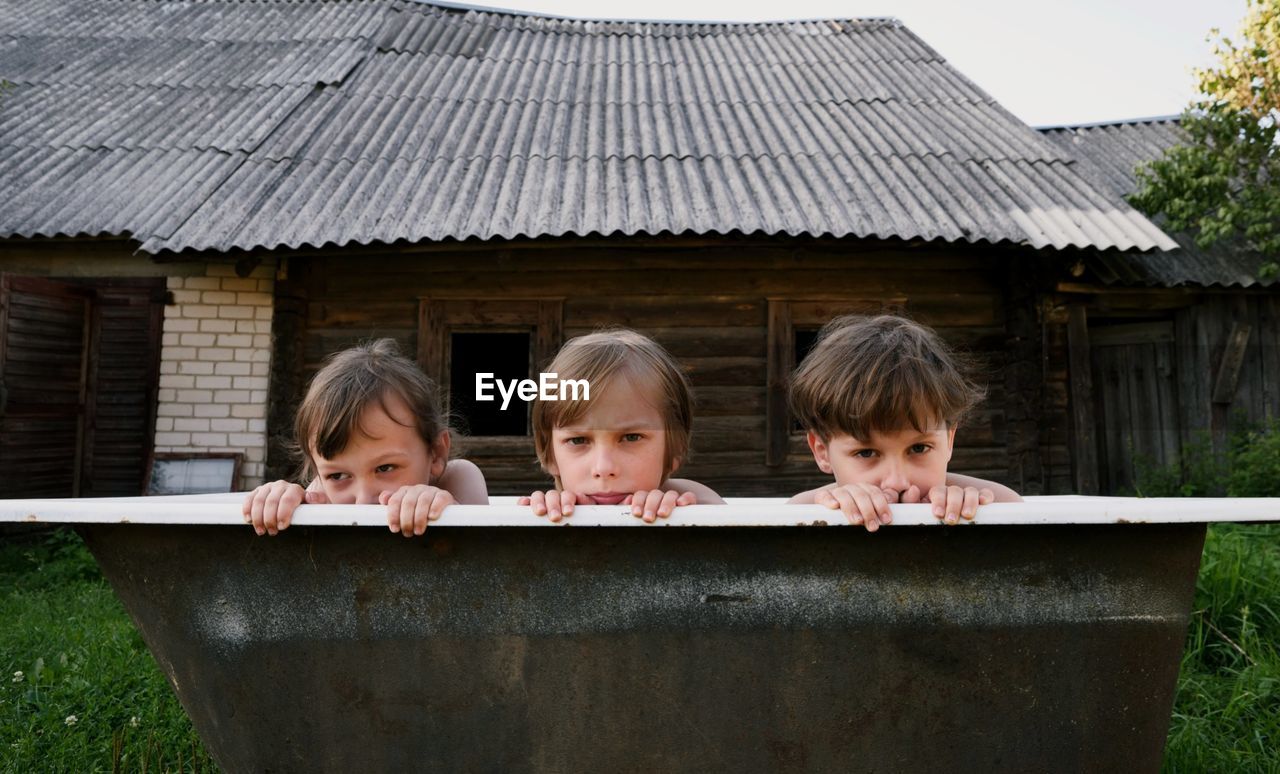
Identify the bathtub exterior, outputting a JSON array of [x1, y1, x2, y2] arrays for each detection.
[[78, 520, 1206, 773]]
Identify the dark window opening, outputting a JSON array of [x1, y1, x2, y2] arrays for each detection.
[[795, 329, 820, 367], [792, 329, 822, 432], [449, 332, 531, 436]]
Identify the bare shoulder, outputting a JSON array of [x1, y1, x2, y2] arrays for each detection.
[[665, 478, 727, 505], [442, 458, 483, 477], [440, 459, 489, 504], [786, 484, 835, 504], [945, 472, 1022, 502]]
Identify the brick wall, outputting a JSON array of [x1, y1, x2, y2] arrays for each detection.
[[155, 261, 276, 490]]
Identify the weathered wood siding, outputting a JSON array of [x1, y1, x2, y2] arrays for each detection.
[[1050, 286, 1280, 494], [1178, 294, 1280, 444], [278, 239, 1040, 497]]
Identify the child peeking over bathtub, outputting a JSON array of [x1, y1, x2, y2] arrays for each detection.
[[243, 339, 487, 536], [520, 329, 724, 521], [788, 315, 1020, 531]]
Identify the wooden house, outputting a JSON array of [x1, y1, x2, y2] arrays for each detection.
[[1040, 118, 1279, 494], [6, 1, 1264, 498]]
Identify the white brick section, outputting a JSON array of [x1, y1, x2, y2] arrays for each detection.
[[200, 319, 237, 333], [154, 260, 276, 490]]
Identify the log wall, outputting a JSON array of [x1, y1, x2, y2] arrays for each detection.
[[277, 238, 1047, 497]]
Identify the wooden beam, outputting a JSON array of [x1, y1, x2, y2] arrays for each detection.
[[265, 260, 310, 482], [416, 298, 445, 385], [1056, 282, 1186, 295], [1065, 305, 1099, 495], [1212, 322, 1252, 405], [534, 299, 564, 371], [765, 300, 792, 467]]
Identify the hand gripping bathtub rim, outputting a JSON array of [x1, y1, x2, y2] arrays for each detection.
[[0, 496, 1277, 527]]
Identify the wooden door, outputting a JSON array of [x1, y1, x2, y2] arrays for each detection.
[[0, 275, 94, 496], [1090, 321, 1182, 494]]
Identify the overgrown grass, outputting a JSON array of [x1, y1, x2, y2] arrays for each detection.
[[1, 515, 1276, 771], [1131, 420, 1280, 772], [1163, 522, 1280, 773], [0, 529, 215, 773]]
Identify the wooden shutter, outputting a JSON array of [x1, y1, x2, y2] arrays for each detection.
[[81, 282, 164, 496], [0, 275, 93, 497]]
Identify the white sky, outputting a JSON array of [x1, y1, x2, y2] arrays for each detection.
[[457, 0, 1248, 127]]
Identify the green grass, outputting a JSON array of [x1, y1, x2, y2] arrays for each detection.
[[0, 529, 215, 773], [1, 525, 1277, 771], [1163, 522, 1280, 773]]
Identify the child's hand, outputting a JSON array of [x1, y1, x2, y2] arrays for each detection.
[[380, 485, 454, 537], [627, 490, 697, 523], [815, 483, 894, 532], [242, 480, 305, 536], [518, 490, 584, 522], [927, 484, 994, 525]]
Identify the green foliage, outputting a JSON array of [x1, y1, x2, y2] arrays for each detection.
[[1227, 421, 1280, 496], [1129, 0, 1280, 280], [1131, 420, 1280, 498], [0, 530, 215, 772], [1131, 433, 1226, 497]]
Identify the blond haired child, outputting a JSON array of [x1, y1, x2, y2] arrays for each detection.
[[520, 329, 724, 521], [788, 314, 1020, 531], [243, 339, 487, 536]]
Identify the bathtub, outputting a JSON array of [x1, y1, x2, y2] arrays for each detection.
[[3, 495, 1277, 773]]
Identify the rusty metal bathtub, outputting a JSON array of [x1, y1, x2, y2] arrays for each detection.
[[3, 495, 1277, 773]]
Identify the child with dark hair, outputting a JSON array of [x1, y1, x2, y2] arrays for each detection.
[[788, 315, 1019, 531], [243, 338, 486, 536]]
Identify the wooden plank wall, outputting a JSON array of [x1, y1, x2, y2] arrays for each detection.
[[1046, 288, 1280, 494], [282, 240, 1032, 497], [1089, 323, 1181, 494], [1178, 294, 1280, 447]]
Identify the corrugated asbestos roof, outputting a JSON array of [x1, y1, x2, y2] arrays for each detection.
[[1040, 119, 1275, 288], [0, 0, 1178, 255]]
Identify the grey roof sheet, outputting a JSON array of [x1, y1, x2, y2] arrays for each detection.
[[0, 0, 1177, 255], [0, 36, 368, 88], [2, 147, 247, 240], [0, 0, 387, 41], [0, 84, 311, 152], [1040, 119, 1275, 288]]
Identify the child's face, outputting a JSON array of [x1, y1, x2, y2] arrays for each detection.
[[807, 424, 957, 497], [546, 380, 671, 504], [312, 396, 445, 505]]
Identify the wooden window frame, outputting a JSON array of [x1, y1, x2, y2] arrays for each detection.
[[417, 298, 563, 454], [765, 298, 905, 466]]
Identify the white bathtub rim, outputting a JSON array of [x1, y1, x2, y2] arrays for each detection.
[[0, 496, 1276, 526]]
